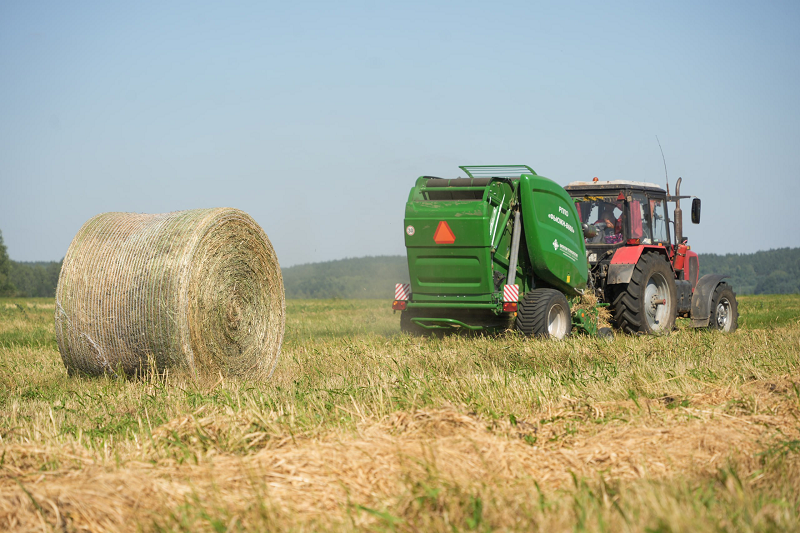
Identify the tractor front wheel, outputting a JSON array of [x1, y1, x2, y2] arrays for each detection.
[[709, 283, 738, 333], [515, 288, 572, 339], [612, 252, 677, 334]]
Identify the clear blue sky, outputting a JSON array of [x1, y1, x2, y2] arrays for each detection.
[[2, 0, 798, 266]]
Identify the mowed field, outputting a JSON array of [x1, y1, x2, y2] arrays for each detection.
[[1, 296, 799, 532]]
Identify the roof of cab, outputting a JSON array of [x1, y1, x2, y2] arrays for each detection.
[[565, 180, 665, 192]]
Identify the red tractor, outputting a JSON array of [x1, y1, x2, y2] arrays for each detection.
[[565, 177, 737, 334]]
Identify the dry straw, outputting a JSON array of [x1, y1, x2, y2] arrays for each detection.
[[573, 291, 613, 329], [54, 208, 285, 380]]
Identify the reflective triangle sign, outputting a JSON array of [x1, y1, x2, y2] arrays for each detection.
[[433, 221, 456, 244]]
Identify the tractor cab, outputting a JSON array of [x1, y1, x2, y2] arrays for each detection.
[[564, 180, 671, 264]]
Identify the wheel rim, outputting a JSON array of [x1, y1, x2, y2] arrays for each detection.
[[547, 303, 568, 339], [643, 273, 670, 332], [716, 297, 731, 331]]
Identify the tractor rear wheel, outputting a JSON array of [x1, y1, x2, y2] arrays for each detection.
[[611, 252, 677, 334], [709, 283, 738, 332], [515, 288, 571, 339]]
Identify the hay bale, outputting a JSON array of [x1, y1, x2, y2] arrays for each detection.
[[55, 208, 285, 380]]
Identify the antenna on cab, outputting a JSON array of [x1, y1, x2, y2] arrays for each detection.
[[657, 135, 670, 196]]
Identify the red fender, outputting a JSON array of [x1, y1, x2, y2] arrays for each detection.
[[684, 250, 700, 289], [606, 245, 671, 284]]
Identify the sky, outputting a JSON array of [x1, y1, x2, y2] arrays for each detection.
[[1, 0, 799, 266]]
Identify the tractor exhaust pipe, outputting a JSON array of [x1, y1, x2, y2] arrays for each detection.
[[674, 177, 683, 244]]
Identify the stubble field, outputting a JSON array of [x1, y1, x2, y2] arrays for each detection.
[[0, 295, 799, 532]]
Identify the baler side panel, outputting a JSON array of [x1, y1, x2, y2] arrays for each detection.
[[518, 175, 588, 295]]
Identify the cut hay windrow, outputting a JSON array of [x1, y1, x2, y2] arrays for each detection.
[[573, 291, 613, 329], [54, 208, 284, 379]]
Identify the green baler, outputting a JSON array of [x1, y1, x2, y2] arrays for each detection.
[[393, 165, 594, 338]]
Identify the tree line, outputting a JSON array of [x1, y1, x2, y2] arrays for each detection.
[[0, 230, 62, 297], [282, 256, 411, 299], [699, 247, 800, 296], [283, 250, 800, 299], [1, 229, 798, 298]]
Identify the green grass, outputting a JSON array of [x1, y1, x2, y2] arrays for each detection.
[[0, 299, 57, 349], [738, 294, 800, 329], [0, 296, 798, 440], [0, 295, 799, 532]]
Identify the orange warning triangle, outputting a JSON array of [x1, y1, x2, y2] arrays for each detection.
[[433, 221, 456, 244]]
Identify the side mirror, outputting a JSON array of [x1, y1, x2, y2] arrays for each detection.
[[691, 198, 701, 224], [582, 223, 597, 239]]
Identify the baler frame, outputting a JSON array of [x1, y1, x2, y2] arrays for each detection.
[[459, 165, 537, 179], [397, 165, 595, 338]]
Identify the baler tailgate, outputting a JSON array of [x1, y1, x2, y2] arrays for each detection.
[[404, 175, 515, 303], [414, 256, 483, 286]]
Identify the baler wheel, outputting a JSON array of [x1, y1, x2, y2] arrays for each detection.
[[611, 252, 677, 334], [515, 288, 571, 339], [709, 282, 738, 332]]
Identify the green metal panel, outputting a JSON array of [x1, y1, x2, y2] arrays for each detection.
[[404, 177, 515, 304], [518, 174, 588, 295]]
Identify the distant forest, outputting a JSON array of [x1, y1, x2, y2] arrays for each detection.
[[8, 261, 63, 298], [2, 239, 798, 299], [0, 231, 63, 297], [283, 256, 410, 299], [283, 249, 800, 299], [698, 248, 800, 296]]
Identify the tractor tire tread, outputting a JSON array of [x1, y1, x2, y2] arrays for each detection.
[[611, 252, 677, 335], [708, 282, 739, 333]]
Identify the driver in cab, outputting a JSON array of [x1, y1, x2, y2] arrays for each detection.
[[595, 202, 622, 236]]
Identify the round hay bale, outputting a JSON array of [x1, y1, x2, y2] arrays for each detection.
[[55, 208, 285, 380]]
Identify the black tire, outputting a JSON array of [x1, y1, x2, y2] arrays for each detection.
[[611, 252, 677, 334], [598, 327, 614, 340], [709, 283, 738, 333], [515, 288, 572, 339]]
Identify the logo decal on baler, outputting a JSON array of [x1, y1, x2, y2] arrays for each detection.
[[433, 221, 456, 244], [553, 239, 579, 262]]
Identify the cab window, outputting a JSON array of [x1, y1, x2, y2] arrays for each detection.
[[575, 197, 623, 244], [628, 193, 652, 243], [650, 198, 669, 245]]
